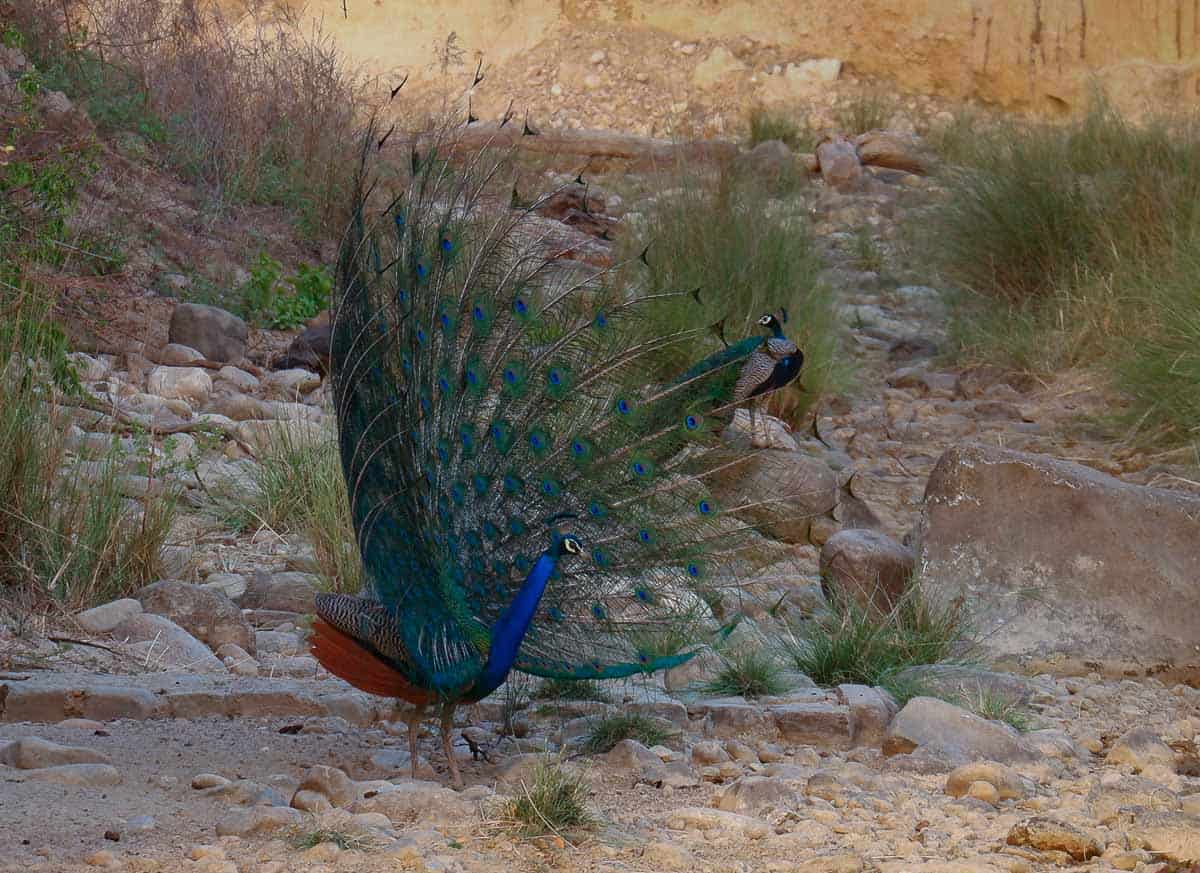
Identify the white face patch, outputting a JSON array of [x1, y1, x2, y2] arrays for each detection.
[[563, 537, 582, 555], [758, 314, 773, 326]]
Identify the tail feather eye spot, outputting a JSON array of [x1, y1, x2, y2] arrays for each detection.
[[685, 414, 700, 430], [588, 501, 607, 519], [698, 500, 714, 515], [513, 298, 528, 316], [440, 237, 453, 252], [638, 529, 653, 544], [591, 603, 607, 620], [473, 305, 485, 321], [616, 398, 632, 415]]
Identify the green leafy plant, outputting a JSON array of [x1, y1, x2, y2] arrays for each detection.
[[532, 678, 612, 703]]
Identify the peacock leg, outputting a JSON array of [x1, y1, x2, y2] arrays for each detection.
[[440, 703, 462, 790], [749, 398, 768, 448], [405, 703, 426, 780]]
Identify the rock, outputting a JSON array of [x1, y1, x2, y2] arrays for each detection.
[[214, 806, 303, 837], [112, 613, 226, 673], [0, 737, 112, 768], [77, 598, 143, 634], [944, 761, 1031, 800], [84, 850, 117, 868], [236, 419, 325, 454], [607, 739, 669, 783], [58, 718, 105, 730], [192, 773, 231, 789], [1024, 729, 1086, 761], [1088, 776, 1181, 823], [894, 665, 1048, 705], [137, 580, 255, 656], [716, 775, 799, 812], [820, 529, 914, 614], [1005, 817, 1102, 861], [215, 366, 260, 393], [239, 571, 320, 614], [641, 841, 696, 870], [159, 343, 205, 365], [664, 807, 770, 839], [291, 789, 332, 812], [707, 450, 838, 543], [293, 765, 355, 807], [264, 368, 321, 400], [68, 352, 109, 381], [690, 740, 731, 766], [855, 130, 933, 175], [1120, 809, 1200, 863], [734, 140, 795, 184], [692, 45, 746, 87], [697, 701, 773, 738], [785, 58, 842, 84], [837, 684, 898, 746], [169, 303, 248, 364], [917, 443, 1200, 665], [147, 365, 212, 407], [23, 763, 122, 786], [350, 780, 474, 824], [202, 573, 248, 600], [1106, 728, 1176, 773], [816, 134, 864, 192], [883, 697, 1040, 767], [203, 778, 288, 807], [773, 701, 851, 747], [255, 631, 302, 656], [271, 316, 330, 374]]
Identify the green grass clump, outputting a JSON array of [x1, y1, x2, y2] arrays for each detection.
[[211, 427, 359, 593], [506, 757, 594, 837], [289, 828, 375, 851], [626, 164, 852, 426], [581, 714, 671, 755], [748, 107, 809, 150], [532, 678, 612, 703], [0, 297, 180, 607], [783, 583, 975, 701], [836, 91, 893, 135], [229, 254, 332, 329], [925, 96, 1200, 452], [954, 686, 1033, 732], [703, 648, 789, 699]]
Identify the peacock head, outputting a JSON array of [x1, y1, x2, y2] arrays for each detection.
[[556, 535, 584, 558], [757, 308, 789, 334], [545, 512, 583, 559]]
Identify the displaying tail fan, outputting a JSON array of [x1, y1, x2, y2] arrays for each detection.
[[315, 119, 801, 785]]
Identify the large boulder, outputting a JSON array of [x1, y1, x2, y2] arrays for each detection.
[[169, 303, 248, 364], [917, 443, 1200, 671], [707, 450, 838, 544], [137, 580, 255, 656]]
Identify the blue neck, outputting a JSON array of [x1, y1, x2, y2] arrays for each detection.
[[770, 323, 786, 339], [476, 551, 557, 694]]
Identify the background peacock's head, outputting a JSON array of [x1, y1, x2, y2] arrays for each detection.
[[757, 312, 780, 331]]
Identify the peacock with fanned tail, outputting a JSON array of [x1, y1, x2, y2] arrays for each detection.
[[310, 123, 809, 787]]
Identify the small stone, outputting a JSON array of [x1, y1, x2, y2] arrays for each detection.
[[77, 598, 143, 634], [24, 763, 122, 786], [148, 365, 212, 407], [214, 806, 302, 837], [202, 573, 248, 599], [820, 529, 914, 615], [159, 343, 205, 364], [665, 807, 769, 839], [137, 579, 255, 655], [0, 737, 111, 769], [965, 780, 999, 804], [58, 718, 106, 731], [113, 613, 226, 673], [294, 764, 355, 806], [691, 740, 731, 765], [642, 841, 695, 870], [291, 789, 332, 812], [1006, 817, 1102, 861], [716, 775, 799, 813], [85, 849, 117, 867], [126, 815, 155, 833], [240, 571, 320, 614], [588, 49, 606, 64], [945, 761, 1031, 800], [192, 773, 232, 789], [883, 696, 1039, 766], [1106, 728, 1176, 773], [215, 365, 260, 393]]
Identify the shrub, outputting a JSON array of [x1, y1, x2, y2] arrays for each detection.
[[581, 714, 671, 754], [836, 91, 893, 135], [210, 426, 359, 593], [227, 254, 331, 329], [532, 678, 612, 703], [13, 0, 368, 235], [783, 582, 976, 697], [703, 647, 789, 699], [748, 107, 809, 150], [506, 757, 593, 837]]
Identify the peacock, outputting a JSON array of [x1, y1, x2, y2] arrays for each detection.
[[676, 310, 804, 448], [310, 120, 810, 787]]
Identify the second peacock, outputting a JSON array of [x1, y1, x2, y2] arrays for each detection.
[[310, 127, 802, 787]]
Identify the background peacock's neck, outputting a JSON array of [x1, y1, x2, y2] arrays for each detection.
[[475, 551, 557, 694]]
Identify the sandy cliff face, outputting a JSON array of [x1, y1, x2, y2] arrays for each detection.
[[295, 0, 1199, 133]]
